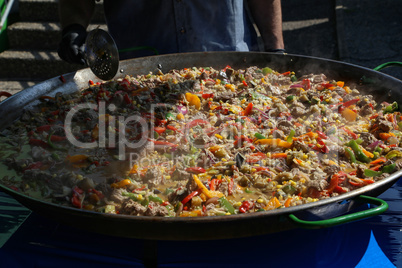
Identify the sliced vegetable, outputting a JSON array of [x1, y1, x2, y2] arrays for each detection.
[[218, 197, 235, 214]]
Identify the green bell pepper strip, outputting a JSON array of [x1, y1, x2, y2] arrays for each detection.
[[286, 95, 295, 102], [47, 132, 67, 151], [254, 133, 266, 139], [345, 147, 357, 163], [149, 195, 164, 204], [347, 139, 371, 163], [382, 163, 396, 174], [286, 129, 296, 143], [383, 101, 398, 114], [218, 197, 236, 215], [364, 169, 382, 177], [262, 67, 273, 75]]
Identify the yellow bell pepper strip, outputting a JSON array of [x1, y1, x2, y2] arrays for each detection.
[[254, 138, 292, 148], [299, 132, 319, 140], [185, 92, 201, 109], [271, 153, 288, 159], [180, 210, 203, 217], [341, 108, 357, 122], [193, 175, 224, 199], [111, 179, 132, 188], [362, 148, 374, 159], [264, 197, 281, 210], [379, 132, 396, 141], [385, 150, 402, 159], [284, 197, 293, 207]]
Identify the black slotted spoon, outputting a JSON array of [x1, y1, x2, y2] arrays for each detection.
[[84, 28, 119, 81]]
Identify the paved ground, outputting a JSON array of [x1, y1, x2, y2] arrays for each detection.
[[282, 0, 402, 79]]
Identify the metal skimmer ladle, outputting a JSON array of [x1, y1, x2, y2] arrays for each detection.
[[84, 28, 119, 81]]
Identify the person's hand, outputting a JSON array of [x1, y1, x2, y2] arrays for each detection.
[[57, 24, 87, 65]]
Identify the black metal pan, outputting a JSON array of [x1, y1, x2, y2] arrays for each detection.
[[0, 52, 401, 240]]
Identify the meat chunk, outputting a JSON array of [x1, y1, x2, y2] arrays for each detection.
[[359, 104, 374, 116], [109, 188, 128, 204], [356, 132, 378, 148], [324, 165, 341, 177], [143, 167, 163, 188], [144, 201, 169, 216], [120, 199, 147, 215]]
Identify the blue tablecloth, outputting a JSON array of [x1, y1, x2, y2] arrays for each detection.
[[1, 179, 402, 267]]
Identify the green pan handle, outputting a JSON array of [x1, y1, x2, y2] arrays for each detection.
[[288, 195, 388, 229], [373, 61, 402, 72]]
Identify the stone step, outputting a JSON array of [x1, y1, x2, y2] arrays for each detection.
[[7, 22, 108, 50], [19, 0, 105, 23], [0, 49, 83, 80], [0, 80, 40, 96]]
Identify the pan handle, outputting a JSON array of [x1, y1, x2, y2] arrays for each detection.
[[288, 195, 388, 229], [373, 61, 402, 72]]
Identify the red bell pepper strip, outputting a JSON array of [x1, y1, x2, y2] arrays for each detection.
[[342, 127, 359, 140], [29, 138, 49, 149], [49, 135, 66, 142], [0, 91, 12, 98], [185, 119, 209, 129], [239, 200, 254, 213], [246, 152, 267, 163], [325, 171, 347, 194], [181, 189, 202, 205], [242, 103, 253, 116], [166, 125, 183, 134], [24, 162, 44, 171], [59, 75, 66, 83], [202, 93, 214, 99], [301, 79, 311, 90], [123, 93, 132, 105], [349, 178, 375, 187], [342, 98, 359, 108], [185, 167, 206, 174], [228, 177, 234, 195], [316, 131, 328, 139], [36, 125, 52, 133], [209, 178, 221, 191], [234, 135, 253, 147], [148, 139, 178, 147], [153, 127, 166, 134]]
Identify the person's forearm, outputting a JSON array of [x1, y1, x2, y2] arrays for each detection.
[[59, 0, 96, 30], [248, 0, 284, 51]]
